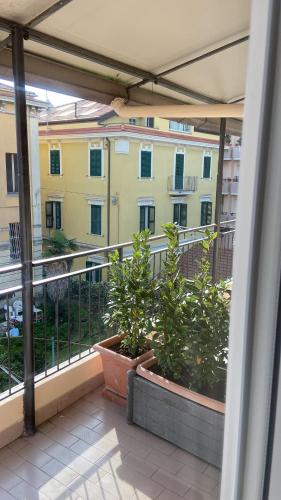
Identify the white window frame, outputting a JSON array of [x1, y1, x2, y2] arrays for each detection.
[[46, 200, 62, 229], [88, 143, 104, 177], [88, 199, 104, 236], [201, 151, 212, 180], [48, 145, 62, 176], [139, 144, 153, 180]]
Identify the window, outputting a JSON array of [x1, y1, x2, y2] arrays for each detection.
[[145, 117, 154, 128], [9, 222, 21, 260], [140, 150, 152, 178], [169, 121, 191, 133], [140, 206, 155, 234], [173, 203, 187, 227], [91, 204, 102, 235], [6, 153, 18, 193], [201, 201, 212, 226], [46, 201, 61, 229], [175, 153, 184, 190], [89, 148, 102, 176], [86, 261, 102, 283], [202, 153, 211, 179], [50, 149, 61, 175], [129, 118, 136, 125]]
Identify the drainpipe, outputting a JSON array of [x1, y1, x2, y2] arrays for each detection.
[[212, 118, 226, 281], [105, 138, 111, 247]]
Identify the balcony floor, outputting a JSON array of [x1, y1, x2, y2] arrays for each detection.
[[0, 387, 220, 500]]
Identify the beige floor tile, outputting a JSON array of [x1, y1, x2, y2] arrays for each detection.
[[47, 427, 79, 448], [170, 449, 208, 473], [50, 414, 79, 432], [157, 490, 187, 500], [9, 480, 49, 500], [40, 476, 79, 499], [185, 487, 218, 500], [177, 466, 219, 494], [38, 421, 56, 434], [152, 469, 189, 496], [68, 475, 118, 500], [204, 465, 221, 482], [0, 464, 22, 491], [0, 487, 15, 499], [8, 438, 27, 452], [18, 443, 53, 468], [100, 466, 164, 500], [16, 461, 52, 488], [146, 449, 184, 474], [70, 439, 106, 464], [0, 448, 25, 471], [23, 431, 55, 451], [41, 457, 80, 486]]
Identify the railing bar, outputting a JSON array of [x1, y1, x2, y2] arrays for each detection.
[[88, 274, 91, 354], [56, 298, 59, 372], [67, 277, 71, 365], [0, 263, 22, 275], [6, 294, 11, 395], [43, 284, 47, 377], [78, 275, 81, 359]]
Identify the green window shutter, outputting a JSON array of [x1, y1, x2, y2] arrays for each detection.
[[86, 261, 93, 282], [203, 155, 211, 178], [46, 202, 54, 228], [180, 204, 187, 226], [148, 206, 155, 234], [175, 154, 184, 189], [50, 150, 61, 175], [173, 204, 180, 224], [91, 205, 102, 235], [140, 206, 146, 231], [13, 154, 18, 193], [55, 202, 61, 229], [90, 149, 102, 176], [86, 261, 102, 282], [201, 202, 212, 225], [6, 153, 13, 193], [140, 151, 152, 178]]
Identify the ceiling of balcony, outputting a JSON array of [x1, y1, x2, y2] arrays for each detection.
[[0, 0, 251, 134]]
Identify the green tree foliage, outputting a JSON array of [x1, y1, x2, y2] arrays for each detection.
[[103, 230, 155, 357], [152, 223, 188, 380]]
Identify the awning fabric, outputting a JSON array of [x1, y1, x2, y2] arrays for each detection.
[[0, 0, 250, 134]]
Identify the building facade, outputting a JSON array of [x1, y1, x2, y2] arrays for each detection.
[[39, 104, 219, 273], [0, 85, 45, 290], [222, 137, 241, 221]]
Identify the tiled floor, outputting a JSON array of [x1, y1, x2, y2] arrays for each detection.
[[0, 387, 221, 500]]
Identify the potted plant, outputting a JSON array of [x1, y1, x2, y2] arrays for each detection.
[[128, 226, 230, 467], [94, 229, 154, 403]]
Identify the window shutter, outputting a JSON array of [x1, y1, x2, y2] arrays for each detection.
[[148, 206, 155, 234], [90, 149, 102, 176], [180, 204, 187, 226], [207, 202, 212, 224], [6, 153, 13, 193], [175, 154, 184, 189], [91, 205, 102, 235], [140, 206, 146, 231], [86, 261, 93, 282], [173, 204, 180, 224], [141, 151, 152, 178], [203, 155, 211, 178], [55, 202, 61, 229], [46, 202, 54, 228], [14, 154, 19, 193], [50, 150, 61, 175]]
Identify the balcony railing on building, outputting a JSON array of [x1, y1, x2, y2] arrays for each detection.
[[167, 175, 198, 194], [224, 146, 241, 161], [222, 178, 239, 195], [0, 220, 235, 401]]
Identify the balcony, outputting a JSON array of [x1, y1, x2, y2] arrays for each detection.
[[223, 146, 241, 161], [0, 223, 235, 499], [167, 175, 198, 195], [222, 179, 239, 196]]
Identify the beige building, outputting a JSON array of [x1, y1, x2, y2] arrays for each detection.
[[222, 137, 241, 221], [0, 84, 45, 289], [39, 101, 220, 275]]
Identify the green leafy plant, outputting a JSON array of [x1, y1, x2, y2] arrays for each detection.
[[152, 223, 188, 380], [184, 229, 230, 392], [103, 229, 155, 357]]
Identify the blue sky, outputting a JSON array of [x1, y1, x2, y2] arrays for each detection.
[[0, 79, 80, 106]]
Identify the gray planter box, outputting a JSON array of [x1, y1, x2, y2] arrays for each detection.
[[127, 370, 224, 468]]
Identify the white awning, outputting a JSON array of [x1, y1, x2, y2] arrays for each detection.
[[0, 0, 250, 133]]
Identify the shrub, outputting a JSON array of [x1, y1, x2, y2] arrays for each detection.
[[152, 223, 189, 380], [103, 229, 155, 357]]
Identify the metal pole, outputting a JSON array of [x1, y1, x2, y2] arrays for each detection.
[[12, 26, 36, 436], [212, 117, 226, 281]]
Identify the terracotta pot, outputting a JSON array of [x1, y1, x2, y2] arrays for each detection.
[[137, 356, 225, 413], [94, 334, 153, 404]]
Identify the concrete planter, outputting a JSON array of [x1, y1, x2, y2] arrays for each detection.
[[127, 357, 225, 468], [94, 334, 153, 404]]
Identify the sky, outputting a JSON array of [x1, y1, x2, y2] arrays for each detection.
[[0, 78, 80, 107]]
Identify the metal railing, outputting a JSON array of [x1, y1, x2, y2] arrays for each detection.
[[0, 220, 235, 400], [222, 178, 239, 195], [167, 175, 198, 193]]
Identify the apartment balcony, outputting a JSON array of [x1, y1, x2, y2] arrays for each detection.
[[223, 146, 241, 161], [222, 179, 239, 196], [0, 224, 235, 500], [167, 175, 198, 195]]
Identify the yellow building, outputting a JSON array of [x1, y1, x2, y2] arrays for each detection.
[[0, 84, 45, 290], [39, 101, 219, 274]]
